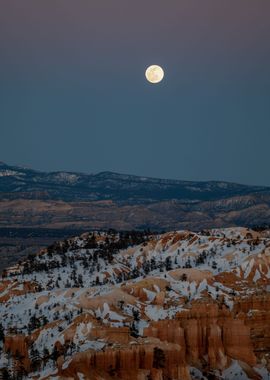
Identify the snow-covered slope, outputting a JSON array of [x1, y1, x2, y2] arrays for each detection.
[[0, 228, 270, 379]]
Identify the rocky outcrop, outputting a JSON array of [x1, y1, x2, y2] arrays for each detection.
[[58, 342, 190, 380], [234, 294, 270, 358], [51, 299, 266, 379], [145, 303, 256, 370]]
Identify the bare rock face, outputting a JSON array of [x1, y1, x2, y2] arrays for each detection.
[[223, 319, 256, 366], [234, 294, 270, 357], [57, 343, 190, 380]]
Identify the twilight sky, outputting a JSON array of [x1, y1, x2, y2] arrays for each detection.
[[0, 0, 270, 185]]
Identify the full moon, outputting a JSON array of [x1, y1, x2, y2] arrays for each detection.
[[145, 65, 164, 84]]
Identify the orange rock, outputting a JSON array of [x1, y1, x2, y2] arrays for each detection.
[[4, 334, 31, 372]]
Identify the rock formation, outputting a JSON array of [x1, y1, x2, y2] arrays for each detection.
[[1, 228, 270, 379]]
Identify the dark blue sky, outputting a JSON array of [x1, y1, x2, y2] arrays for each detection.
[[0, 0, 270, 185]]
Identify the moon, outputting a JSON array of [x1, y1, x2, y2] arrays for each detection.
[[145, 65, 164, 84]]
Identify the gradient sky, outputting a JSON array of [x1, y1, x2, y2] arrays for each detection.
[[0, 1, 270, 185]]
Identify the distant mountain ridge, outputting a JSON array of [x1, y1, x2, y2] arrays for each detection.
[[0, 161, 270, 230], [0, 161, 268, 202]]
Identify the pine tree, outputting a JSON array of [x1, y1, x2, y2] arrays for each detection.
[[0, 368, 11, 380], [165, 256, 172, 271], [0, 323, 4, 342], [30, 344, 42, 372], [51, 345, 60, 363], [153, 347, 165, 369]]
